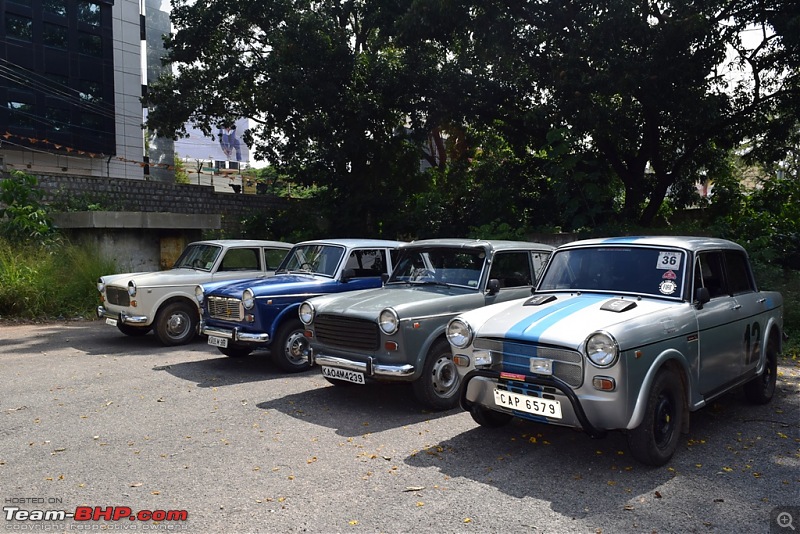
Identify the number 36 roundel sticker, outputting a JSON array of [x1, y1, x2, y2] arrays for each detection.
[[656, 251, 681, 270]]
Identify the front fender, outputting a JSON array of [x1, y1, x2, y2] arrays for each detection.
[[409, 326, 449, 380], [625, 348, 692, 430]]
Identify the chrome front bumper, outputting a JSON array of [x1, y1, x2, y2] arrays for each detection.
[[201, 324, 270, 344], [308, 351, 415, 378], [97, 306, 148, 325]]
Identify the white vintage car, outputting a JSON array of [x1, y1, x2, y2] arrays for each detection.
[[97, 239, 293, 345], [447, 236, 785, 465]]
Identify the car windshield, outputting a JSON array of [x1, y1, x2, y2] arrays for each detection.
[[537, 246, 687, 300], [277, 244, 345, 277], [388, 246, 486, 288], [173, 244, 222, 272]]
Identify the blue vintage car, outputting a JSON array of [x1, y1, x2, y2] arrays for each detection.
[[448, 236, 785, 465], [197, 238, 404, 371]]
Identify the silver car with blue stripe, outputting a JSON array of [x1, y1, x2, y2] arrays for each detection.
[[447, 236, 784, 465]]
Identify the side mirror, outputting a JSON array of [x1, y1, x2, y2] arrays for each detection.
[[486, 279, 500, 295], [341, 268, 356, 282], [694, 287, 710, 309]]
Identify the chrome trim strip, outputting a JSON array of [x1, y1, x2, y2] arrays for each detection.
[[314, 354, 415, 378]]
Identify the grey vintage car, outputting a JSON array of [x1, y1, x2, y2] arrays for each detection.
[[447, 236, 784, 465], [97, 239, 293, 345], [301, 239, 553, 410]]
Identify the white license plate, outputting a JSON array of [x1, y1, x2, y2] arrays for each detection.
[[105, 318, 118, 327], [207, 335, 229, 348], [321, 366, 365, 385], [493, 388, 562, 419]]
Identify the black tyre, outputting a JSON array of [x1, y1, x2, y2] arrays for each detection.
[[411, 339, 461, 411], [271, 319, 310, 373], [219, 345, 252, 358], [744, 336, 778, 404], [117, 322, 150, 336], [627, 368, 685, 466], [154, 301, 198, 346], [470, 405, 513, 428]]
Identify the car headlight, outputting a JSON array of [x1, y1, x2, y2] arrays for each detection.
[[378, 308, 399, 335], [97, 278, 105, 293], [127, 280, 137, 297], [299, 301, 315, 325], [195, 285, 204, 304], [242, 288, 255, 310], [447, 319, 473, 349], [585, 331, 619, 367]]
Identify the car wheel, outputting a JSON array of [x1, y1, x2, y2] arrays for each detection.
[[411, 339, 461, 411], [116, 322, 150, 337], [219, 346, 252, 358], [744, 336, 778, 404], [470, 405, 513, 428], [272, 319, 310, 373], [627, 368, 685, 466], [154, 302, 198, 346]]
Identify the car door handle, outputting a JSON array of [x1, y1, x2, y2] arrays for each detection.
[[731, 304, 742, 310], [757, 298, 766, 303]]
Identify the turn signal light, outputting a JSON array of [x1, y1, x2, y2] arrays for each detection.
[[385, 341, 398, 351], [592, 376, 616, 391]]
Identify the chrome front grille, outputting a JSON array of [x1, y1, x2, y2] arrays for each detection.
[[475, 338, 584, 387], [314, 314, 380, 351], [106, 287, 130, 306], [208, 296, 243, 321]]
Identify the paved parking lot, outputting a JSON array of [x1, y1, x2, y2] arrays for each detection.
[[1, 320, 798, 533]]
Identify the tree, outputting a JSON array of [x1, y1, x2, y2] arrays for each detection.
[[145, 0, 436, 236], [448, 0, 797, 226]]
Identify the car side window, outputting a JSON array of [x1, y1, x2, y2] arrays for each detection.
[[695, 252, 727, 298], [344, 249, 388, 277], [220, 248, 260, 271], [489, 252, 533, 288], [724, 251, 755, 294], [264, 248, 289, 270]]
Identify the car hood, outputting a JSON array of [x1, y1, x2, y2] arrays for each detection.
[[463, 292, 690, 351], [312, 284, 479, 318], [101, 268, 210, 288], [207, 273, 335, 298]]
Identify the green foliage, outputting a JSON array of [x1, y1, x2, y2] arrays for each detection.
[[173, 155, 191, 184], [0, 238, 117, 319], [48, 188, 123, 212], [239, 206, 320, 243], [0, 171, 55, 243]]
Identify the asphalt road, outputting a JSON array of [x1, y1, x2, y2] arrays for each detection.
[[1, 320, 798, 534]]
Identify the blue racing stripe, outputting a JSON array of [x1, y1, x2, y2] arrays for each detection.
[[505, 294, 607, 343]]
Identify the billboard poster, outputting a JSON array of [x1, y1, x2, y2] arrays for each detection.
[[174, 118, 250, 167]]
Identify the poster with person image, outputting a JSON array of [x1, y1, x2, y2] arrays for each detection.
[[174, 118, 250, 164]]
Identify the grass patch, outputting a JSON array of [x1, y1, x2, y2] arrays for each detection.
[[0, 238, 117, 319]]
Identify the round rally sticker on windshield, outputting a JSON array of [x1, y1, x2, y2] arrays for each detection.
[[659, 280, 678, 295], [656, 251, 681, 270]]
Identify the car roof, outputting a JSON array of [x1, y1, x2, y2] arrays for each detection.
[[294, 238, 406, 248], [189, 239, 294, 248], [558, 236, 746, 253], [401, 238, 554, 252]]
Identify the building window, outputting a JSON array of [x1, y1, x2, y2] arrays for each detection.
[[78, 80, 104, 103], [43, 23, 69, 49], [8, 101, 35, 128], [43, 0, 67, 17], [6, 14, 32, 41], [44, 106, 71, 132], [77, 1, 101, 26], [77, 32, 102, 56]]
